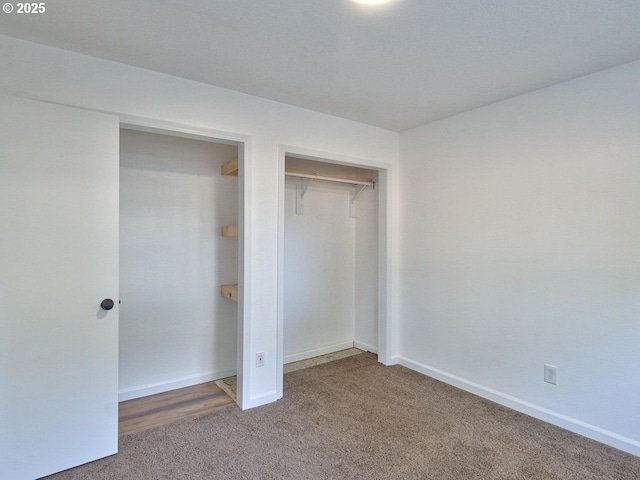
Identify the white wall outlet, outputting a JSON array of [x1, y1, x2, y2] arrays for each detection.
[[544, 364, 558, 385], [256, 351, 265, 367]]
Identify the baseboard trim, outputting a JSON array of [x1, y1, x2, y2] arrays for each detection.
[[397, 356, 640, 458], [284, 341, 354, 364], [353, 340, 378, 354], [243, 390, 281, 410], [118, 368, 237, 402]]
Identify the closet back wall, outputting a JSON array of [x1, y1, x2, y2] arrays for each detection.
[[119, 129, 238, 401], [284, 179, 356, 361], [284, 159, 379, 362]]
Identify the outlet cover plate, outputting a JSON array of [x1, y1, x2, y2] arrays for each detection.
[[544, 364, 558, 385]]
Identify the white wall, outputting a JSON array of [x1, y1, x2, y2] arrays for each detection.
[[354, 174, 379, 352], [399, 60, 640, 455], [119, 130, 238, 400], [0, 35, 399, 409], [283, 158, 378, 362], [284, 180, 355, 361]]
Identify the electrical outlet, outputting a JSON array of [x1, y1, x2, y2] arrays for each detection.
[[544, 364, 558, 385], [256, 352, 265, 367]]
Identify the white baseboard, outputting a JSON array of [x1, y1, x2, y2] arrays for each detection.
[[397, 356, 640, 458], [242, 390, 281, 410], [118, 368, 237, 402], [353, 340, 378, 354], [284, 341, 354, 364]]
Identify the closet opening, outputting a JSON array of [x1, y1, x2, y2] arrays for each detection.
[[277, 150, 392, 397], [117, 125, 245, 427]]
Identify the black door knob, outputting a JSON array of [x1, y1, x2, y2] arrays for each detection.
[[100, 299, 115, 310]]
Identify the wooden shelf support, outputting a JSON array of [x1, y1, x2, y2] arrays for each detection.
[[285, 167, 374, 218], [221, 157, 238, 176], [285, 167, 373, 186], [221, 225, 238, 237], [220, 284, 238, 302]]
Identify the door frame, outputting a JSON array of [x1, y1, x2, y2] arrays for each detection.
[[119, 115, 251, 408], [277, 145, 395, 399]]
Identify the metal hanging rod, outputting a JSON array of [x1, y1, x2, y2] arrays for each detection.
[[285, 171, 373, 187]]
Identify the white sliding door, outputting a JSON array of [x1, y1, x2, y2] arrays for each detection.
[[0, 95, 119, 479]]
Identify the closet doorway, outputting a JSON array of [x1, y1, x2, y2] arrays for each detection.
[[118, 125, 244, 405], [278, 150, 392, 396]]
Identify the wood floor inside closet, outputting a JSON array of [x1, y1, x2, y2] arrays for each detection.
[[118, 348, 365, 436], [118, 382, 234, 436]]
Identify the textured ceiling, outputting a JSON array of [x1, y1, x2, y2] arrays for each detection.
[[2, 0, 640, 131]]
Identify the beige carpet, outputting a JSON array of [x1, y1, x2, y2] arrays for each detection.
[[215, 347, 364, 402], [46, 353, 640, 479]]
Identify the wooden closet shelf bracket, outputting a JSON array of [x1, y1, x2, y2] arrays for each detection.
[[220, 284, 238, 302], [221, 157, 238, 176], [286, 167, 374, 217], [221, 225, 238, 237]]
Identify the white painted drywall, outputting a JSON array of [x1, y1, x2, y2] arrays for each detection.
[[283, 179, 356, 361], [118, 130, 238, 400], [282, 159, 379, 361], [399, 60, 640, 455], [354, 174, 379, 353], [0, 35, 399, 410]]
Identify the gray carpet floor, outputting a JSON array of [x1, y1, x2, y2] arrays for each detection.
[[46, 353, 640, 479], [216, 347, 364, 402]]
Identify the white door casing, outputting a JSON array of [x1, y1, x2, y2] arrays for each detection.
[[0, 96, 119, 479]]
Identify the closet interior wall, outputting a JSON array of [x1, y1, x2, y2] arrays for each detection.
[[284, 157, 379, 363], [119, 129, 238, 401]]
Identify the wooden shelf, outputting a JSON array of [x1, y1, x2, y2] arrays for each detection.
[[285, 166, 372, 185], [220, 284, 238, 302], [221, 157, 238, 176], [220, 158, 238, 304], [221, 225, 238, 237]]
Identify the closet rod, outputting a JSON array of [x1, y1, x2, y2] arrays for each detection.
[[285, 171, 373, 187]]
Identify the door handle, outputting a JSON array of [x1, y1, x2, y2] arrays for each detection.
[[100, 299, 115, 311]]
